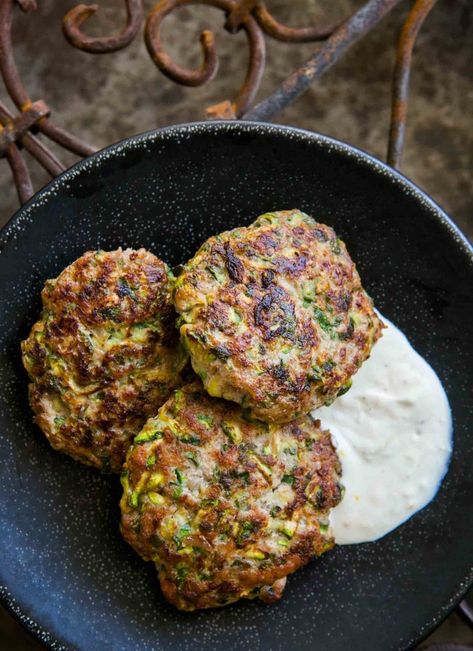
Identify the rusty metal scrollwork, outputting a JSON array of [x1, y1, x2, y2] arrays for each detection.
[[63, 0, 144, 53], [0, 0, 440, 205]]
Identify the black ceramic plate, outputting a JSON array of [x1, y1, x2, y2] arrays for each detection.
[[0, 122, 472, 651]]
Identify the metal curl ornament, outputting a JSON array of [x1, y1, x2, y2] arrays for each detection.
[[252, 3, 340, 43], [63, 0, 144, 54], [145, 0, 266, 117], [0, 0, 446, 206]]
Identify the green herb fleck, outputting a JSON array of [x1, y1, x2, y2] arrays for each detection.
[[170, 468, 185, 498], [129, 491, 140, 508], [308, 365, 322, 383], [337, 379, 352, 397], [201, 498, 218, 507], [184, 451, 199, 467], [173, 524, 192, 549], [176, 565, 189, 587], [281, 474, 295, 486], [100, 305, 122, 322], [197, 414, 214, 428], [329, 238, 342, 255], [134, 430, 163, 444], [180, 434, 201, 445], [206, 265, 226, 283], [146, 454, 156, 468], [237, 520, 256, 545], [222, 421, 242, 444], [314, 307, 333, 333]]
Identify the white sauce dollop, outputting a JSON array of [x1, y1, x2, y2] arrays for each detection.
[[318, 315, 452, 545]]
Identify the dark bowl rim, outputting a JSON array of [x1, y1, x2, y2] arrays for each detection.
[[0, 119, 472, 651]]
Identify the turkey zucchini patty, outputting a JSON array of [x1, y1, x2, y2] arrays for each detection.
[[174, 209, 383, 423], [21, 248, 188, 473], [120, 381, 342, 611]]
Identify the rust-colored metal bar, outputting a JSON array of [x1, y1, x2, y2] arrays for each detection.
[[145, 0, 266, 115], [38, 120, 96, 157], [4, 144, 33, 204], [63, 0, 143, 54], [0, 0, 29, 107], [252, 3, 340, 43], [0, 0, 442, 206], [0, 0, 96, 157], [0, 100, 49, 153], [145, 1, 219, 87], [243, 0, 404, 122], [0, 101, 65, 178], [224, 0, 256, 32], [19, 132, 66, 178], [387, 0, 437, 169], [231, 8, 265, 116]]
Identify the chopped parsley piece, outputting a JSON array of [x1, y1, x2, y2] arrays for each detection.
[[128, 491, 140, 508], [134, 430, 163, 444], [172, 486, 183, 499], [337, 379, 352, 397], [308, 365, 322, 383], [222, 421, 242, 444], [313, 307, 333, 333], [237, 520, 256, 545], [176, 565, 189, 587], [281, 474, 295, 486], [173, 524, 192, 549], [100, 305, 122, 322], [197, 414, 214, 428], [180, 434, 201, 445], [170, 469, 185, 498], [201, 498, 218, 507], [184, 451, 199, 467], [146, 454, 156, 468], [329, 238, 342, 255], [308, 486, 324, 508]]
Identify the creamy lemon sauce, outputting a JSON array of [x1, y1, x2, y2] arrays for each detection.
[[318, 316, 452, 545]]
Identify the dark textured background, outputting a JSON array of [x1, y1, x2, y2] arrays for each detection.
[[0, 1, 472, 648]]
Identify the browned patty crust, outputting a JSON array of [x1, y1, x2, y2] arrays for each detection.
[[120, 381, 342, 610], [174, 210, 383, 422], [21, 248, 188, 473]]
